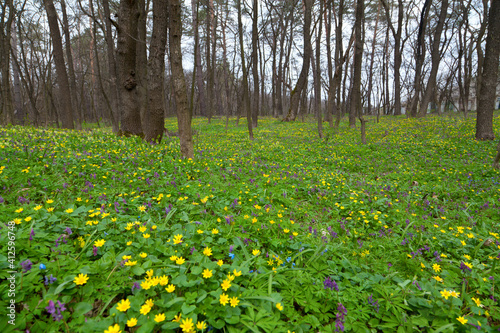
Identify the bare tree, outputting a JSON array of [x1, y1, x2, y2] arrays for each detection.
[[237, 0, 253, 139], [476, 0, 500, 141]]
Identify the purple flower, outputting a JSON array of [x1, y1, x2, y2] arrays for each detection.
[[64, 227, 72, 235], [367, 294, 379, 313], [45, 300, 66, 321], [0, 196, 4, 203], [92, 246, 98, 256], [324, 277, 339, 291], [131, 282, 141, 292], [44, 274, 57, 285], [21, 259, 32, 273], [29, 228, 35, 241], [335, 303, 347, 332]]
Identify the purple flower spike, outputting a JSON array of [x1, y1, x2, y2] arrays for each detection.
[[324, 277, 339, 291], [21, 259, 33, 273]]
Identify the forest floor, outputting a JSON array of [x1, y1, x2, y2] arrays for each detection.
[[1, 114, 499, 332]]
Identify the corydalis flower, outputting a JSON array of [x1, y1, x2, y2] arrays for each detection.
[[45, 300, 66, 321], [29, 228, 35, 241], [21, 259, 32, 273], [44, 274, 57, 285], [324, 277, 339, 291], [335, 303, 347, 332]]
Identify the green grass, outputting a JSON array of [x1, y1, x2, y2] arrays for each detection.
[[0, 114, 499, 332]]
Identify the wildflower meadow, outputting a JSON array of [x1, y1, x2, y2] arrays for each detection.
[[1, 115, 499, 332]]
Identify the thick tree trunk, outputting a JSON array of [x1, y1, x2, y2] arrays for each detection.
[[10, 19, 24, 124], [60, 0, 81, 129], [283, 0, 312, 122], [419, 0, 449, 117], [43, 0, 74, 129], [168, 0, 193, 157], [476, 0, 500, 141], [367, 2, 381, 116], [117, 0, 142, 137], [144, 0, 167, 143]]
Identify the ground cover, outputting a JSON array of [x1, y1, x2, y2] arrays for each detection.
[[0, 115, 499, 332]]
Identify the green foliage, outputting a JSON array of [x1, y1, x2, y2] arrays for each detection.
[[0, 115, 499, 332]]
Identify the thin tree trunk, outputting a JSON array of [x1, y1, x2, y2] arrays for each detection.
[[237, 0, 253, 139], [102, 0, 119, 133], [252, 0, 259, 127], [351, 0, 364, 138], [314, 0, 323, 138], [11, 18, 24, 124], [192, 0, 206, 118]]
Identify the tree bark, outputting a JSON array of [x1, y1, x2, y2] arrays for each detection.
[[419, 0, 449, 117], [283, 0, 312, 122], [237, 0, 253, 139], [476, 0, 500, 141], [168, 0, 194, 157], [314, 0, 323, 138], [252, 0, 259, 127], [43, 0, 74, 129], [192, 0, 206, 118], [117, 0, 142, 137], [351, 0, 364, 134], [144, 0, 168, 143]]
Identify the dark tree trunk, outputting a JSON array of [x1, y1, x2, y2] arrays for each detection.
[[367, 2, 381, 116], [11, 19, 24, 124], [476, 0, 500, 141], [351, 0, 364, 135], [408, 0, 431, 117], [144, 0, 168, 143], [168, 0, 194, 157], [252, 0, 259, 127], [314, 0, 323, 138], [238, 0, 253, 139], [192, 0, 206, 118], [43, 0, 74, 129], [419, 0, 449, 117], [117, 0, 142, 137], [102, 0, 120, 133]]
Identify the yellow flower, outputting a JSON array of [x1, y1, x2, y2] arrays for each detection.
[[140, 252, 148, 258], [221, 279, 231, 291], [139, 226, 147, 233], [146, 269, 154, 277], [104, 323, 121, 333], [440, 289, 451, 300], [472, 297, 481, 307], [155, 313, 166, 323], [420, 262, 425, 269], [94, 239, 105, 247], [227, 274, 235, 282], [212, 228, 219, 234], [159, 275, 169, 285], [46, 199, 54, 204], [456, 316, 468, 325], [74, 273, 89, 285], [283, 228, 289, 233], [25, 216, 32, 222], [180, 318, 194, 332], [143, 233, 151, 239], [139, 304, 151, 315], [229, 296, 240, 307], [217, 260, 224, 266], [65, 208, 74, 214], [124, 260, 137, 266], [47, 207, 54, 212], [196, 321, 207, 330], [252, 249, 260, 256], [202, 269, 213, 279], [219, 293, 229, 306], [450, 290, 460, 298], [126, 318, 138, 327], [170, 255, 178, 261], [15, 208, 23, 213], [34, 205, 42, 211], [276, 303, 284, 311], [197, 229, 204, 234], [173, 234, 183, 244], [432, 276, 443, 283], [233, 269, 242, 277], [166, 284, 176, 293], [172, 313, 182, 322], [461, 240, 466, 246], [116, 299, 131, 312], [203, 247, 212, 256], [145, 299, 154, 307], [293, 232, 298, 236], [138, 206, 146, 212], [141, 280, 152, 290], [432, 264, 441, 273], [176, 257, 186, 265], [127, 241, 132, 246]]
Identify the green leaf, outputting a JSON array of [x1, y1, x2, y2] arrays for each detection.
[[131, 266, 145, 276], [73, 302, 93, 317]]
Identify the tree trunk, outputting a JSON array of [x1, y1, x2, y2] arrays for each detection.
[[144, 0, 167, 143], [476, 0, 500, 141], [137, 0, 148, 126], [192, 0, 206, 118], [117, 0, 142, 137], [367, 2, 381, 116], [314, 0, 323, 138], [419, 0, 449, 117], [238, 0, 253, 139], [408, 0, 431, 117], [252, 0, 259, 127], [283, 0, 312, 122], [168, 0, 194, 158], [102, 0, 120, 133], [351, 0, 364, 135], [43, 0, 74, 129]]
